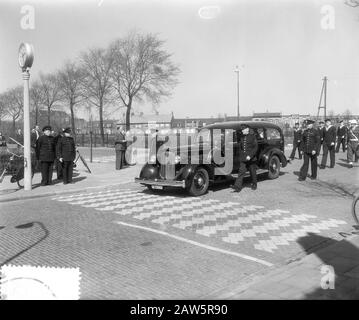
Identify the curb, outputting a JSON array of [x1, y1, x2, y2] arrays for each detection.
[[0, 180, 134, 203]]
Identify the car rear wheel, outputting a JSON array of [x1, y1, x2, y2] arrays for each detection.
[[268, 155, 280, 179], [188, 167, 209, 196]]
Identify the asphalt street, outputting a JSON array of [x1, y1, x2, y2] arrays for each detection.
[[0, 149, 357, 299]]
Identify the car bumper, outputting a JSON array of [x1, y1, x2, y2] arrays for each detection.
[[135, 178, 186, 188]]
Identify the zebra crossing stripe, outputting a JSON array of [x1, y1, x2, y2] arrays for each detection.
[[114, 221, 274, 267]]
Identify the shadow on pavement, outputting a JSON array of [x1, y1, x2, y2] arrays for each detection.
[[296, 233, 359, 299], [0, 221, 49, 267]]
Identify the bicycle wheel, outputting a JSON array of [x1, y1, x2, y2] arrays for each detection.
[[352, 196, 359, 226], [16, 167, 34, 188]]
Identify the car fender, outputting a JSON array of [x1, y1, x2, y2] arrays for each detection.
[[261, 148, 287, 168], [139, 163, 159, 180]]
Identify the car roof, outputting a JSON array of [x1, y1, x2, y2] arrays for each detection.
[[201, 121, 282, 131]]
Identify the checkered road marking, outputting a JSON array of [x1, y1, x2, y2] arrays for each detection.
[[53, 189, 347, 253]]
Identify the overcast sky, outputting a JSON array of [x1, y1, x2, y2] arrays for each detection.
[[0, 0, 358, 119]]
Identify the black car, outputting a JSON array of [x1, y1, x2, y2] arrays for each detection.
[[135, 121, 288, 196]]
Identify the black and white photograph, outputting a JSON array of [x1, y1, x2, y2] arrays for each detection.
[[0, 0, 359, 304]]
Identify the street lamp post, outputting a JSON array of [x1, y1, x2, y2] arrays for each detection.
[[18, 43, 34, 191], [234, 65, 240, 120]]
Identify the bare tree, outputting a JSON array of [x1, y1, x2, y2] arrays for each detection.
[[58, 61, 86, 142], [4, 87, 23, 134], [80, 48, 114, 146], [109, 32, 180, 131], [342, 109, 352, 121], [345, 0, 359, 7], [30, 80, 43, 126], [38, 73, 62, 125], [0, 93, 7, 129]]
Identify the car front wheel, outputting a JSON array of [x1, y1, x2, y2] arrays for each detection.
[[187, 167, 209, 196], [268, 155, 280, 179]]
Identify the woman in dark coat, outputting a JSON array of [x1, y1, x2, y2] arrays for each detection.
[[35, 125, 56, 186], [56, 127, 76, 184]]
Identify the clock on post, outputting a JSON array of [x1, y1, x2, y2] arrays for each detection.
[[18, 43, 34, 71]]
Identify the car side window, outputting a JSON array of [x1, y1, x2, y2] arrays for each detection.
[[255, 128, 265, 141], [266, 128, 281, 140]]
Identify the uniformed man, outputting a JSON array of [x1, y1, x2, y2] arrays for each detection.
[[320, 118, 336, 169], [232, 124, 258, 192], [56, 127, 76, 184], [35, 125, 56, 186], [299, 119, 320, 181], [335, 120, 347, 153], [114, 126, 127, 170], [289, 122, 302, 160], [54, 129, 64, 180], [347, 119, 359, 168], [318, 121, 325, 155]]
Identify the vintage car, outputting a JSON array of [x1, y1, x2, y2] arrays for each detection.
[[134, 121, 288, 196]]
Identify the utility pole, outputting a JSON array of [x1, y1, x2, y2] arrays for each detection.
[[234, 65, 240, 120], [317, 76, 328, 120], [18, 43, 34, 191]]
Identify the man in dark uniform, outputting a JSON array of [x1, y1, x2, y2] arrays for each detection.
[[320, 119, 336, 169], [54, 129, 64, 180], [232, 124, 258, 192], [299, 120, 320, 181], [335, 120, 347, 153], [56, 127, 76, 184], [114, 126, 127, 170], [347, 119, 359, 168], [289, 122, 302, 160], [36, 125, 56, 186], [31, 125, 41, 171], [318, 121, 325, 155]]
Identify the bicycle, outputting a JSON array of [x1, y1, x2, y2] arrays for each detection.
[[0, 148, 35, 188], [352, 194, 359, 226], [74, 149, 91, 173]]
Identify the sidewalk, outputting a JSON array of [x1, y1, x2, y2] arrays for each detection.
[[0, 160, 142, 203], [211, 233, 359, 299]]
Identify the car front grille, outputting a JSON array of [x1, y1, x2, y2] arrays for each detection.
[[158, 151, 176, 180]]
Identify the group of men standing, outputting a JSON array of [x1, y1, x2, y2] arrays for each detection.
[[32, 125, 76, 186], [289, 118, 359, 181]]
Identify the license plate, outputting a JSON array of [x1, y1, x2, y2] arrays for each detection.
[[152, 185, 163, 190]]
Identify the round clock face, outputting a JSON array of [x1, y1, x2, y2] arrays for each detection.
[[18, 43, 34, 69]]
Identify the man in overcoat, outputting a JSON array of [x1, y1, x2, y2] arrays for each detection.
[[289, 122, 303, 160], [56, 127, 76, 184], [299, 120, 320, 181], [232, 124, 258, 192], [320, 119, 336, 169], [36, 125, 56, 186]]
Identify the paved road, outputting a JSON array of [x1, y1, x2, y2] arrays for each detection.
[[0, 150, 357, 299]]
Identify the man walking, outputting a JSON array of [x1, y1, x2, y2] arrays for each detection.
[[114, 126, 127, 170], [232, 124, 258, 192], [36, 125, 56, 186], [56, 127, 76, 184], [320, 119, 336, 169], [299, 120, 320, 181], [336, 120, 347, 153], [347, 119, 359, 168], [289, 122, 302, 160]]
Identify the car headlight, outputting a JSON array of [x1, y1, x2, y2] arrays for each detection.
[[174, 155, 181, 164], [149, 154, 157, 163]]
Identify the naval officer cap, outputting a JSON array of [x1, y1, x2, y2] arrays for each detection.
[[42, 125, 52, 132], [305, 119, 315, 125]]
